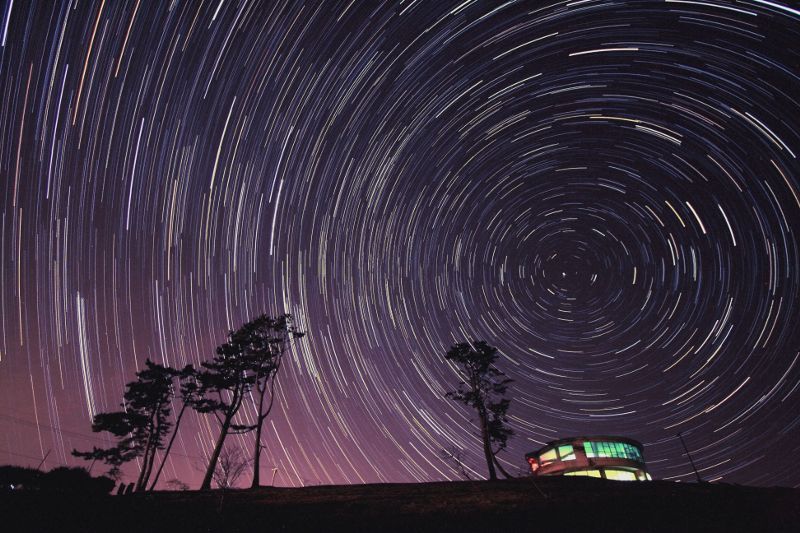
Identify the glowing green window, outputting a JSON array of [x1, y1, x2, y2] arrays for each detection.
[[558, 444, 575, 461], [631, 446, 642, 461], [584, 441, 642, 460], [600, 443, 611, 457], [584, 442, 596, 458]]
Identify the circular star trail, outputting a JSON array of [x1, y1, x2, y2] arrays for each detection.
[[1, 1, 799, 488]]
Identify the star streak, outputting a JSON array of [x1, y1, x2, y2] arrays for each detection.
[[0, 0, 799, 488]]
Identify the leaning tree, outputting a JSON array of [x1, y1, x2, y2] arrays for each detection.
[[73, 359, 178, 490], [196, 328, 258, 490], [243, 314, 304, 488], [443, 340, 513, 480], [196, 314, 303, 490], [148, 364, 200, 490]]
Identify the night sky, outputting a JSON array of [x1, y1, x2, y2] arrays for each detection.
[[1, 0, 799, 489]]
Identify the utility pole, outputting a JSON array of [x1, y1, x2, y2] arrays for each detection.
[[677, 432, 703, 483]]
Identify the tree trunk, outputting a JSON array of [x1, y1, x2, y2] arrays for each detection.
[[135, 409, 159, 491], [493, 455, 514, 479], [250, 384, 268, 488], [479, 408, 497, 480], [149, 402, 188, 491], [470, 368, 496, 481], [134, 456, 148, 492], [201, 416, 232, 490], [141, 442, 157, 491], [141, 401, 168, 490]]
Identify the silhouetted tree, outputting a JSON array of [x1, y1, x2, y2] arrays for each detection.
[[73, 359, 178, 490], [213, 445, 251, 489], [245, 314, 304, 488], [195, 314, 303, 490], [165, 478, 190, 491], [440, 446, 472, 480], [444, 340, 513, 480], [149, 364, 200, 490], [195, 321, 260, 490]]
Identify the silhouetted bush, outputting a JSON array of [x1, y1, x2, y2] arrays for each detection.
[[165, 478, 190, 491], [41, 466, 115, 494], [0, 465, 41, 490], [0, 465, 114, 494]]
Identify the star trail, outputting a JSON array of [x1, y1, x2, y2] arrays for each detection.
[[1, 0, 799, 489]]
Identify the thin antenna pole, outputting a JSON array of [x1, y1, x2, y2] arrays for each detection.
[[35, 449, 52, 471], [677, 432, 702, 483]]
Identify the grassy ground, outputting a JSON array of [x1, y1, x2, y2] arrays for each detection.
[[2, 477, 799, 532]]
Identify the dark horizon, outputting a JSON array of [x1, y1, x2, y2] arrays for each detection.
[[1, 1, 799, 489]]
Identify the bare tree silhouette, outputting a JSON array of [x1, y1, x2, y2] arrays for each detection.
[[213, 446, 251, 490], [440, 446, 472, 480]]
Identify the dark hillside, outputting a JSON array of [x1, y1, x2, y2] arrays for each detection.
[[2, 477, 799, 532]]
